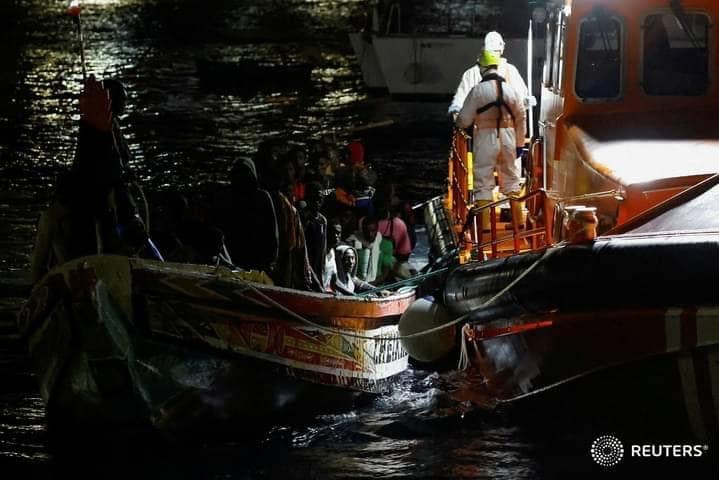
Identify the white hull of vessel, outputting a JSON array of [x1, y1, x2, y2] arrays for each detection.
[[350, 34, 537, 95]]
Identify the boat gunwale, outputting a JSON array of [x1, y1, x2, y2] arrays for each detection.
[[129, 257, 417, 306]]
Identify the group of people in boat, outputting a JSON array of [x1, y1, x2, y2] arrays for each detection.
[[29, 74, 418, 297], [195, 135, 418, 295], [30, 28, 532, 292]]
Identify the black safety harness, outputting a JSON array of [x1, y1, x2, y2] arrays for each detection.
[[475, 72, 515, 136]]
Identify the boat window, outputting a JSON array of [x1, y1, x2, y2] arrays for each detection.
[[575, 14, 622, 99], [642, 12, 709, 96]]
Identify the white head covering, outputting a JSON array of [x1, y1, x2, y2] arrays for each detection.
[[484, 31, 505, 54], [334, 245, 358, 294]]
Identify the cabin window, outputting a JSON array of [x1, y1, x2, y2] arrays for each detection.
[[575, 15, 622, 99], [642, 12, 709, 96]]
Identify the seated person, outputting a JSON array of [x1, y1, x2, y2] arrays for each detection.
[[345, 215, 382, 283], [393, 185, 417, 250], [376, 203, 414, 284], [321, 219, 342, 292], [331, 245, 374, 295]]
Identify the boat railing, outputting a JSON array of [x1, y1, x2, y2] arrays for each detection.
[[446, 128, 555, 262], [446, 127, 473, 232], [465, 189, 554, 260]]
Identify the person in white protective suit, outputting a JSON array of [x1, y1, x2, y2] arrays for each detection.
[[455, 50, 526, 231], [448, 31, 533, 116]]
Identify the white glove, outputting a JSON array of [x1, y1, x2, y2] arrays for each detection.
[[523, 95, 537, 109]]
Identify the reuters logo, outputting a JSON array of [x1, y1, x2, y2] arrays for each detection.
[[590, 435, 625, 467]]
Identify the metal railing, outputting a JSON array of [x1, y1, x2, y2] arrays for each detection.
[[446, 128, 555, 262], [466, 189, 554, 260], [447, 128, 472, 230]]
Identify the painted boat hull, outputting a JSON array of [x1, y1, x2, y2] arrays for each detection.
[[18, 256, 412, 431]]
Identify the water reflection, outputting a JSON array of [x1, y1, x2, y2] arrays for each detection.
[[1, 0, 401, 195]]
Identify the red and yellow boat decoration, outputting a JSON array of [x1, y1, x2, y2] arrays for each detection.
[[18, 255, 413, 431]]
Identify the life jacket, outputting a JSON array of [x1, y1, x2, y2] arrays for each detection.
[[475, 72, 515, 136]]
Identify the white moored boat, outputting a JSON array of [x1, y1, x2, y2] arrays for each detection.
[[350, 0, 546, 95]]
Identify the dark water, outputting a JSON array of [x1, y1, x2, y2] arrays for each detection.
[[0, 1, 716, 478]]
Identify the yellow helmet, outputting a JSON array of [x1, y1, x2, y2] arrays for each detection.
[[478, 49, 501, 68]]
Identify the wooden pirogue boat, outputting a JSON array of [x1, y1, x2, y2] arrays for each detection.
[[17, 255, 412, 431], [420, 0, 719, 438]]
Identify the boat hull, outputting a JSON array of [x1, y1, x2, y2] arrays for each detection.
[[18, 256, 412, 431], [351, 34, 540, 95], [444, 231, 719, 439], [436, 0, 719, 447], [349, 33, 387, 90], [461, 313, 719, 444]]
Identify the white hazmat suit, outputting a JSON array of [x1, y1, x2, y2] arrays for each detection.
[[456, 69, 526, 201], [448, 60, 528, 114]]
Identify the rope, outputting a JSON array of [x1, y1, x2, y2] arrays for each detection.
[[548, 189, 622, 203], [221, 247, 555, 342], [133, 181, 151, 233], [457, 324, 471, 371], [411, 194, 443, 211], [356, 267, 448, 297]]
